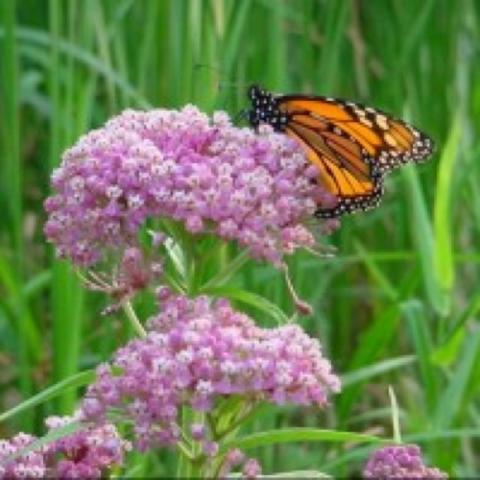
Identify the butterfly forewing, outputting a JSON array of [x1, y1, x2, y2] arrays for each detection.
[[278, 95, 434, 173]]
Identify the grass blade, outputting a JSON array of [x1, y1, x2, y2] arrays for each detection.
[[200, 285, 289, 324], [433, 328, 480, 430], [341, 355, 416, 388], [0, 370, 94, 423], [433, 116, 460, 316], [223, 428, 383, 452], [402, 166, 446, 315]]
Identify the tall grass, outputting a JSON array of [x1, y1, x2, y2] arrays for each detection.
[[0, 0, 479, 475]]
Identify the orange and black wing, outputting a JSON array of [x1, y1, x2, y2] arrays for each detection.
[[279, 104, 383, 218], [278, 96, 433, 172], [276, 95, 433, 217]]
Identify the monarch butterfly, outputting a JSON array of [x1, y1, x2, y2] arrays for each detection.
[[247, 85, 434, 218]]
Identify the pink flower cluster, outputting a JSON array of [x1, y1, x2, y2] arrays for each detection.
[[363, 444, 447, 479], [44, 106, 331, 267], [0, 433, 45, 479], [45, 415, 130, 478], [0, 417, 129, 479], [81, 292, 340, 451], [218, 450, 262, 479], [83, 247, 164, 311]]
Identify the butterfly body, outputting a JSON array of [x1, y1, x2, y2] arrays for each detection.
[[247, 85, 434, 218]]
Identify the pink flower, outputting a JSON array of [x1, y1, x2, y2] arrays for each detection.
[[44, 107, 333, 267]]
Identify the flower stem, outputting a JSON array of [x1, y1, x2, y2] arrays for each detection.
[[177, 440, 194, 461], [200, 249, 250, 291], [122, 301, 146, 338], [216, 402, 257, 440], [388, 385, 402, 443]]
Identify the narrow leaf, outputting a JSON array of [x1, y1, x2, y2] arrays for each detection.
[[0, 370, 94, 423], [433, 116, 460, 306], [200, 286, 289, 324], [433, 328, 480, 430], [341, 355, 416, 388], [402, 166, 446, 315], [222, 428, 382, 452]]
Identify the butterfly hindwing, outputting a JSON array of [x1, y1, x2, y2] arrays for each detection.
[[284, 119, 384, 218]]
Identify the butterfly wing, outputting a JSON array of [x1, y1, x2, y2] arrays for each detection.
[[283, 114, 384, 218], [275, 95, 433, 217], [278, 95, 434, 172]]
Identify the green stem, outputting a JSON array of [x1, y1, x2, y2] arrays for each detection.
[[388, 385, 402, 443], [177, 440, 194, 461], [200, 249, 250, 291], [177, 407, 194, 477], [162, 270, 187, 294], [216, 402, 258, 441], [206, 412, 218, 439], [122, 301, 146, 338]]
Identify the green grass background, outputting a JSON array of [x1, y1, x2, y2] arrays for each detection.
[[1, 0, 479, 476]]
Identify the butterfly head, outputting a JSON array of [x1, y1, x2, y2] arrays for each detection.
[[247, 84, 288, 132], [247, 84, 263, 100]]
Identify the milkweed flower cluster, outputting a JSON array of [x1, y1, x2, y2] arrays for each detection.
[[81, 293, 340, 451], [44, 106, 332, 267], [242, 458, 263, 479], [363, 444, 447, 479], [0, 433, 46, 479], [216, 449, 262, 479], [44, 415, 130, 478], [0, 417, 129, 479]]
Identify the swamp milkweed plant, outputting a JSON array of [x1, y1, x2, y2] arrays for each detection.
[[0, 106, 446, 479]]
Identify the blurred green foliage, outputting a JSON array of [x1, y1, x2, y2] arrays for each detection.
[[1, 0, 480, 476]]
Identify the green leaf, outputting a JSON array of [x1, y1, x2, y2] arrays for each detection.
[[199, 286, 289, 324], [222, 428, 383, 452], [388, 386, 401, 443], [433, 328, 480, 430], [164, 236, 188, 281], [200, 249, 250, 290], [431, 328, 465, 367], [432, 289, 480, 366], [0, 370, 95, 423], [221, 0, 253, 92], [406, 428, 480, 443], [402, 300, 438, 411], [354, 241, 398, 302], [341, 355, 416, 388], [402, 166, 447, 315], [433, 116, 460, 306], [338, 303, 403, 419]]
